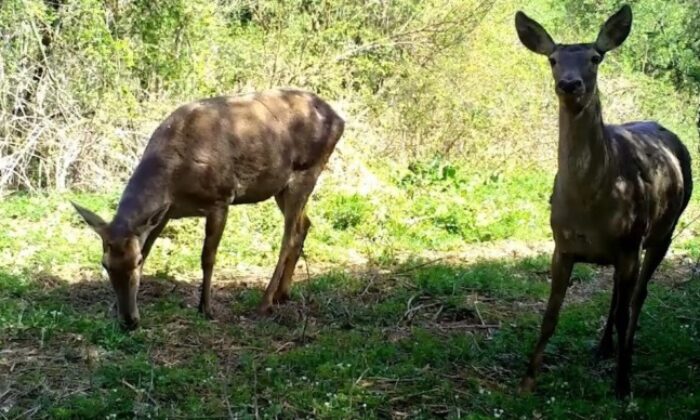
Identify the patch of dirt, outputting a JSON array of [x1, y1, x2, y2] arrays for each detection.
[[0, 339, 95, 416], [387, 293, 501, 341], [561, 251, 697, 306]]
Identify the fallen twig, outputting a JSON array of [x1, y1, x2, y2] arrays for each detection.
[[10, 405, 40, 420], [353, 368, 371, 388], [120, 379, 159, 407], [360, 274, 377, 296], [435, 323, 500, 330], [221, 357, 235, 420], [474, 302, 494, 337], [391, 258, 444, 277], [300, 313, 309, 344], [432, 305, 444, 321], [673, 211, 700, 240], [252, 362, 260, 420], [274, 342, 295, 354]]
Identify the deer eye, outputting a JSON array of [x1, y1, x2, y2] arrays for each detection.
[[548, 57, 556, 66], [591, 55, 602, 64], [136, 256, 144, 266]]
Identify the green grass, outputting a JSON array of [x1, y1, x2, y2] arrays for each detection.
[[0, 165, 555, 275], [1, 167, 700, 418]]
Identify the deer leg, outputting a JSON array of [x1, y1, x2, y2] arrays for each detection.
[[199, 206, 228, 320], [141, 216, 169, 265], [274, 213, 311, 304], [613, 250, 640, 399], [259, 172, 317, 313], [618, 238, 670, 393], [259, 215, 294, 314], [627, 238, 671, 339], [519, 250, 574, 394], [596, 280, 618, 361]]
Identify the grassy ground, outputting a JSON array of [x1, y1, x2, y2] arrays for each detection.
[[1, 167, 700, 419]]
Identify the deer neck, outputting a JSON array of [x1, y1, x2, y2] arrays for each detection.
[[557, 91, 610, 197], [111, 155, 170, 240]]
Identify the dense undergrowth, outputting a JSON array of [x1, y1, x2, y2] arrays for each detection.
[[0, 0, 697, 191]]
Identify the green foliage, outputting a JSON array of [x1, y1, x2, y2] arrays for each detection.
[[401, 159, 460, 189], [323, 193, 374, 231], [0, 0, 697, 191], [0, 165, 553, 278], [554, 0, 700, 94], [390, 160, 552, 245]]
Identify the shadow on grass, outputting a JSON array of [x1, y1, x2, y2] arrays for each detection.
[[1, 255, 699, 418]]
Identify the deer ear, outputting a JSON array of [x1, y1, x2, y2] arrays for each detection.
[[71, 201, 107, 237], [132, 204, 169, 236], [595, 5, 632, 53], [515, 11, 556, 56]]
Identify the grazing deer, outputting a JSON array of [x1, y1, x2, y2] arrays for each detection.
[[72, 89, 344, 330], [515, 5, 693, 398]]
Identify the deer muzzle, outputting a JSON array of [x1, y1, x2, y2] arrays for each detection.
[[112, 274, 141, 330], [556, 79, 584, 96]]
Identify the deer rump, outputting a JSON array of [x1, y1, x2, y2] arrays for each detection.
[[550, 121, 693, 264], [125, 89, 343, 219]]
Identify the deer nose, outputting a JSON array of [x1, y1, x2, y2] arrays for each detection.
[[556, 79, 584, 95]]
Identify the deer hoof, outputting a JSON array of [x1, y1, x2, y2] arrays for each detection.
[[198, 304, 215, 320], [615, 378, 631, 400], [272, 291, 290, 305], [517, 377, 536, 396], [257, 302, 274, 316]]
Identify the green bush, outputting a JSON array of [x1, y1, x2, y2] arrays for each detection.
[[555, 0, 700, 94], [0, 0, 696, 191], [323, 193, 374, 231]]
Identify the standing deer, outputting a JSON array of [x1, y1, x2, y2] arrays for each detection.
[[72, 89, 344, 330], [515, 5, 693, 398]]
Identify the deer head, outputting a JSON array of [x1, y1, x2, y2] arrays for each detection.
[[71, 202, 168, 330], [515, 5, 632, 111]]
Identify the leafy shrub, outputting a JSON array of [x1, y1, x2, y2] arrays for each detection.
[[323, 193, 374, 231], [554, 0, 700, 94], [0, 0, 695, 192]]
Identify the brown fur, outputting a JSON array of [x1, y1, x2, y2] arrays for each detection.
[[73, 89, 344, 329], [515, 6, 692, 398]]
